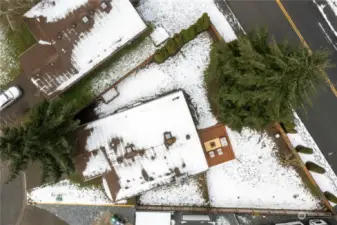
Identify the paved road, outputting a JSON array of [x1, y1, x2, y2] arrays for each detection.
[[0, 162, 26, 225], [225, 0, 337, 174], [0, 74, 44, 126]]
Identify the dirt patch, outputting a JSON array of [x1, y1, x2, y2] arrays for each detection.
[[266, 124, 323, 205], [196, 173, 210, 206]]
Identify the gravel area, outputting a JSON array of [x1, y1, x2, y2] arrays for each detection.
[[36, 205, 135, 225]]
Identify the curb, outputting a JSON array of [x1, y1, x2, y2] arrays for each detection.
[[136, 205, 331, 217], [274, 123, 336, 214], [33, 202, 135, 207], [15, 171, 27, 225]]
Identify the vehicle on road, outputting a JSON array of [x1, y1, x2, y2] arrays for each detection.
[[0, 86, 22, 111], [276, 219, 328, 225]]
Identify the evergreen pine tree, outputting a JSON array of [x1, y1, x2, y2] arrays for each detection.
[[205, 28, 331, 131], [0, 100, 79, 183]]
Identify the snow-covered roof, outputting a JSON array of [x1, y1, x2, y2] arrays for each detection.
[[22, 0, 147, 98], [136, 212, 171, 225], [77, 91, 209, 201], [82, 149, 111, 180], [25, 0, 89, 23]]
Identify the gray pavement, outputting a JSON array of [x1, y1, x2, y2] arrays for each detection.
[[172, 211, 337, 225], [224, 0, 337, 174], [36, 205, 136, 225], [0, 162, 26, 225], [19, 205, 69, 225]]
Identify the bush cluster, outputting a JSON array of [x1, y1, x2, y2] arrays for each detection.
[[305, 161, 326, 174], [154, 13, 211, 63], [295, 145, 313, 154], [281, 121, 297, 133], [324, 191, 337, 204]]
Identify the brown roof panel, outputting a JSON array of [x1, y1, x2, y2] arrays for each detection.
[[20, 44, 58, 75], [103, 169, 121, 202]]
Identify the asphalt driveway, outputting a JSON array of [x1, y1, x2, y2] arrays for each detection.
[[0, 74, 44, 126], [0, 162, 26, 225]]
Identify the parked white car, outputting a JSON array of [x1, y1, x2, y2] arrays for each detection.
[[276, 219, 328, 225], [0, 86, 22, 111]]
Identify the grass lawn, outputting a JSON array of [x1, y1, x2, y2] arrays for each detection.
[[0, 22, 36, 87]]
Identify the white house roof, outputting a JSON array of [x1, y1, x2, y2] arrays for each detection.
[[77, 91, 209, 201], [136, 212, 171, 225]]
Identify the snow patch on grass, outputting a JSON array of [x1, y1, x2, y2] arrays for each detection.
[[206, 128, 321, 210], [28, 179, 112, 204], [287, 112, 337, 206], [0, 28, 17, 86], [94, 33, 216, 129], [139, 177, 207, 206], [136, 0, 236, 42], [91, 37, 156, 96]]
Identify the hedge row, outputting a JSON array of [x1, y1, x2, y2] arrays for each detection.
[[305, 161, 326, 174], [295, 145, 313, 154], [281, 121, 297, 133], [154, 13, 211, 64], [324, 191, 337, 204]]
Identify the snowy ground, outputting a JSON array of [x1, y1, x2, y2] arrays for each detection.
[[139, 176, 207, 206], [28, 179, 112, 205], [137, 0, 236, 42], [206, 128, 321, 210], [287, 113, 337, 206], [94, 32, 216, 129], [88, 37, 155, 97]]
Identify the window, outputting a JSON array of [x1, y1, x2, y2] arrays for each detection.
[[216, 148, 223, 155], [101, 2, 108, 10], [125, 145, 134, 152], [164, 132, 172, 140], [220, 137, 228, 146], [82, 16, 89, 24], [209, 151, 215, 158]]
